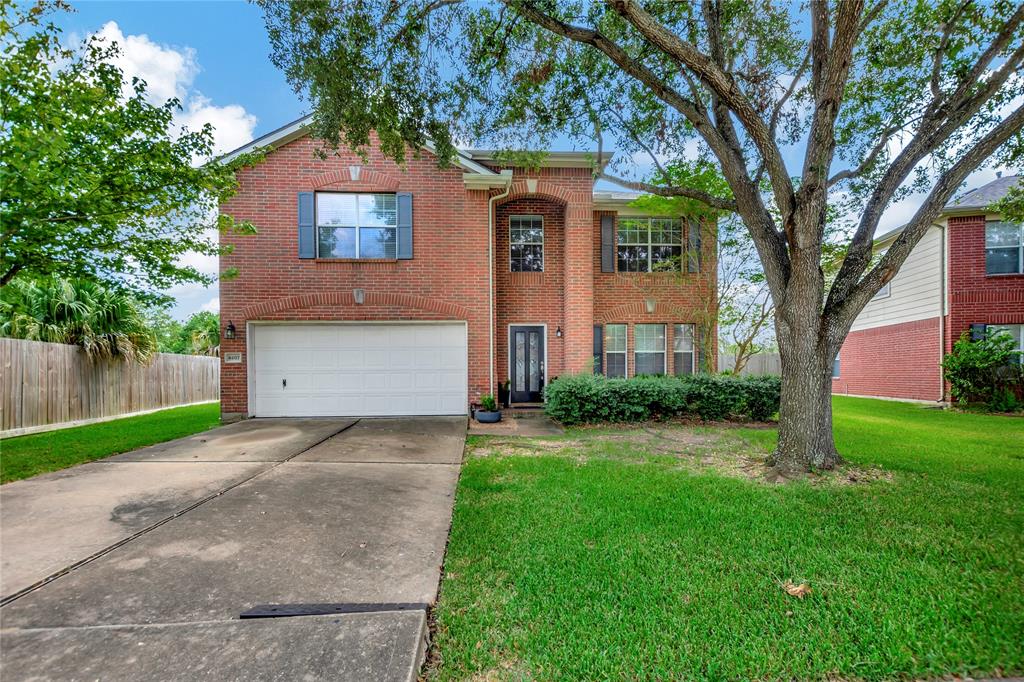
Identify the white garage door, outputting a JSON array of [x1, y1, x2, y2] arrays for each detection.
[[251, 323, 468, 417]]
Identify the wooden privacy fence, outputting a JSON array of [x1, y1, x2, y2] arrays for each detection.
[[1, 338, 219, 436], [718, 352, 782, 376]]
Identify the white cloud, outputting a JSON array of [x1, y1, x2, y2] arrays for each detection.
[[84, 23, 258, 321]]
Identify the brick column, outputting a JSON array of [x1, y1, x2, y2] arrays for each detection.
[[563, 197, 594, 373]]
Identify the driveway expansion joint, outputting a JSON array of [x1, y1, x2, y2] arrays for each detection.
[[240, 602, 430, 619]]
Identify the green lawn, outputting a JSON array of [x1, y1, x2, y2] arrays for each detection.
[[1, 402, 221, 483], [430, 397, 1024, 681]]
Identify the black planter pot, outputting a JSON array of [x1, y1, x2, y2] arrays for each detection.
[[497, 383, 510, 408], [475, 410, 502, 423]]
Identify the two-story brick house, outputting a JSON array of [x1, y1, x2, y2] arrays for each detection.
[[217, 117, 716, 420], [832, 175, 1024, 402]]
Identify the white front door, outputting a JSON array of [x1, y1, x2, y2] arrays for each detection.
[[250, 323, 468, 417]]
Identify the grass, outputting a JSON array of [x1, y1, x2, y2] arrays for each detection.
[[1, 402, 222, 483], [429, 396, 1024, 681]]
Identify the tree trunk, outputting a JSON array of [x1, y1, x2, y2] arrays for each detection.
[[771, 326, 842, 473]]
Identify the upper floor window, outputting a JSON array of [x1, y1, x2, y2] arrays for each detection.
[[986, 221, 1023, 275], [617, 218, 682, 273], [510, 216, 544, 272], [316, 193, 397, 259], [872, 282, 891, 300]]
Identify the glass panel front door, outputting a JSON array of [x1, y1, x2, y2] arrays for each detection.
[[510, 325, 545, 402]]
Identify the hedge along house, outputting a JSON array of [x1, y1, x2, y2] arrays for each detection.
[[216, 116, 717, 420], [832, 174, 1024, 402]]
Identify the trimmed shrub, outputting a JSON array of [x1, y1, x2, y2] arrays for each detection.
[[942, 331, 1024, 411], [544, 373, 781, 425]]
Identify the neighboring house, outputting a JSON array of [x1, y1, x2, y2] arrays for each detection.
[[217, 117, 716, 419], [832, 175, 1024, 402]]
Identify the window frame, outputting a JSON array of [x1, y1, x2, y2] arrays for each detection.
[[315, 191, 398, 260], [634, 323, 667, 376], [617, 217, 683, 273], [604, 323, 627, 378], [985, 220, 1024, 276], [673, 323, 696, 375], [988, 323, 1024, 364], [510, 215, 545, 272], [872, 282, 892, 300]]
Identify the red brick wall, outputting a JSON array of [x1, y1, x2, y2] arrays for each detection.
[[945, 214, 1024, 354], [832, 317, 943, 401], [591, 211, 718, 374], [219, 136, 492, 416], [494, 196, 565, 384]]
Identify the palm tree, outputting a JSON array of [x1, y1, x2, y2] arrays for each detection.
[[0, 277, 157, 362]]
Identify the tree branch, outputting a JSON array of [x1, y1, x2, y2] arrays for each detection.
[[827, 123, 901, 186], [597, 172, 738, 211], [829, 102, 1024, 328]]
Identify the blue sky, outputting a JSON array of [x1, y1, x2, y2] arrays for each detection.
[[53, 2, 1009, 320]]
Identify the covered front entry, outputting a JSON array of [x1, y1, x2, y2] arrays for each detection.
[[250, 322, 468, 417], [508, 325, 545, 403]]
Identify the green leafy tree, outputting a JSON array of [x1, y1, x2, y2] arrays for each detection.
[[180, 310, 220, 356], [0, 276, 157, 362], [942, 331, 1023, 411], [143, 306, 185, 354], [0, 0, 260, 302], [261, 0, 1023, 472]]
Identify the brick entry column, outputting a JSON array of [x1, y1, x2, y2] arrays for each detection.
[[563, 199, 594, 373]]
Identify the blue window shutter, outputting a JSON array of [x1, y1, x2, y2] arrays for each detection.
[[397, 192, 413, 259], [297, 192, 315, 259], [601, 215, 615, 272], [687, 218, 701, 273], [593, 325, 603, 375]]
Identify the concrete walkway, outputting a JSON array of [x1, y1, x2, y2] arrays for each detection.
[[1, 417, 465, 681]]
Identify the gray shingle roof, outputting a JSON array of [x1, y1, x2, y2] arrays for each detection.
[[945, 174, 1020, 210]]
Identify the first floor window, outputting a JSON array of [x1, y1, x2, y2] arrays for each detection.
[[317, 192, 397, 259], [986, 221, 1024, 275], [617, 218, 683, 272], [510, 215, 544, 271], [605, 324, 627, 378], [635, 324, 666, 375], [988, 324, 1024, 364], [673, 324, 695, 375], [832, 356, 841, 378]]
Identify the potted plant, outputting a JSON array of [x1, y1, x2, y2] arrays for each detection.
[[497, 379, 510, 408], [475, 394, 502, 423]]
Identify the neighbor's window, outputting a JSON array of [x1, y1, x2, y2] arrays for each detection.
[[985, 221, 1024, 275], [634, 324, 666, 375], [988, 324, 1024, 364], [832, 356, 841, 378], [316, 193, 397, 259], [872, 282, 892, 300], [617, 218, 682, 273], [605, 324, 627, 378], [510, 215, 544, 272], [673, 323, 695, 375]]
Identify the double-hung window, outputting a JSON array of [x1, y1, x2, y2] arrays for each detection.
[[316, 193, 397, 259], [986, 221, 1024, 275], [510, 216, 544, 272], [635, 324, 666, 375], [617, 218, 682, 273], [673, 324, 695, 375], [989, 324, 1024, 364], [604, 324, 627, 378]]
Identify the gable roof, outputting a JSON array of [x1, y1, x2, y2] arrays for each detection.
[[944, 174, 1019, 212], [217, 114, 613, 176]]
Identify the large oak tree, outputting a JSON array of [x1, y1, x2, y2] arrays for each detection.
[[261, 0, 1024, 472]]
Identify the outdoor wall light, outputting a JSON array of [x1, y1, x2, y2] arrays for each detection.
[[645, 298, 657, 314], [224, 321, 236, 340], [556, 326, 563, 338]]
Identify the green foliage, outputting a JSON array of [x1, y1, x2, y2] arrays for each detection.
[[479, 394, 498, 412], [0, 1, 261, 302], [544, 373, 780, 426], [1, 402, 221, 483], [144, 308, 220, 355], [942, 331, 1023, 411], [0, 276, 156, 362]]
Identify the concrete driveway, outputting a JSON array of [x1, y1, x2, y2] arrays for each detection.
[[0, 416, 465, 681]]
